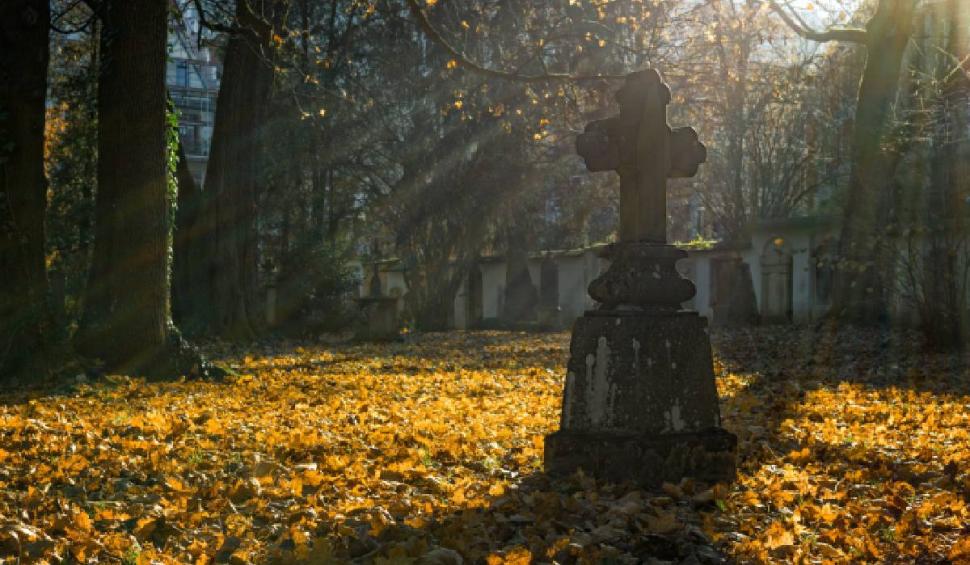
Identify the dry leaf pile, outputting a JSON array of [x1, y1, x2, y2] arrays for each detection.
[[714, 327, 970, 562], [0, 329, 968, 563]]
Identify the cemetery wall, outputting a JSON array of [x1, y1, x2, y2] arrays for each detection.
[[354, 216, 970, 331]]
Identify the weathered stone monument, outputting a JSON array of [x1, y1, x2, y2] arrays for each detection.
[[355, 264, 401, 341], [544, 70, 737, 486]]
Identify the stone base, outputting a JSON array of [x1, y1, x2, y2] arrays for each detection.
[[559, 311, 722, 433], [354, 297, 400, 341], [544, 308, 737, 486], [544, 427, 737, 486]]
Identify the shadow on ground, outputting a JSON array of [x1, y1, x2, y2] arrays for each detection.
[[710, 325, 970, 561]]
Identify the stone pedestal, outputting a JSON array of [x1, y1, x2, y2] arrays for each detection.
[[544, 244, 736, 487], [550, 71, 736, 486], [355, 296, 400, 341]]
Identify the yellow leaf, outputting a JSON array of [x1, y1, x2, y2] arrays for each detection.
[[949, 536, 970, 561], [204, 418, 223, 435], [72, 510, 93, 532], [764, 521, 794, 549]]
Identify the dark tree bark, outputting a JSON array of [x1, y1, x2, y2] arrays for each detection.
[[172, 141, 206, 331], [831, 0, 916, 324], [76, 0, 196, 376], [0, 0, 51, 378], [200, 0, 278, 340], [770, 0, 916, 324]]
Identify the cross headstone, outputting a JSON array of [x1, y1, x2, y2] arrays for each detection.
[[576, 69, 706, 244], [544, 70, 736, 487]]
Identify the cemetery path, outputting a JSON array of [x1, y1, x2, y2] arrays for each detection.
[[0, 330, 967, 563]]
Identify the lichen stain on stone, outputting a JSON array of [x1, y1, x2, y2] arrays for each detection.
[[663, 400, 687, 432], [587, 337, 613, 428], [632, 338, 641, 378], [562, 371, 576, 427], [584, 352, 596, 425]]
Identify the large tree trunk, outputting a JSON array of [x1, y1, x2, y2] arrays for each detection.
[[172, 141, 207, 331], [0, 0, 51, 378], [200, 0, 277, 340], [76, 0, 192, 376], [831, 0, 916, 324]]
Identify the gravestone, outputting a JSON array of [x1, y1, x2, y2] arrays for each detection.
[[544, 70, 736, 486], [503, 247, 539, 324], [355, 264, 400, 341]]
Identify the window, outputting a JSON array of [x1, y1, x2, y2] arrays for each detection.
[[176, 61, 189, 87], [189, 66, 203, 88]]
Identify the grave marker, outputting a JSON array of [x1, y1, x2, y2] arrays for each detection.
[[544, 70, 737, 486]]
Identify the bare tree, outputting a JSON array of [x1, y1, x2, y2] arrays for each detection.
[[769, 0, 917, 324]]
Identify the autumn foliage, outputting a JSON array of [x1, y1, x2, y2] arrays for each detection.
[[0, 330, 968, 563]]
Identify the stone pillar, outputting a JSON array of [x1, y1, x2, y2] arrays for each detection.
[[543, 246, 736, 486]]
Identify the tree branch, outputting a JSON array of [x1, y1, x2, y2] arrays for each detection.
[[768, 0, 868, 45], [404, 0, 626, 83], [79, 0, 105, 20], [190, 0, 244, 35]]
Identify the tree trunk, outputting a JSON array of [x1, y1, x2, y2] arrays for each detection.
[[831, 0, 916, 324], [76, 0, 193, 376], [0, 0, 50, 378], [172, 140, 207, 331], [200, 0, 277, 340]]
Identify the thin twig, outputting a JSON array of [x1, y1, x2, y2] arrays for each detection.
[[767, 0, 868, 45], [403, 0, 627, 83]]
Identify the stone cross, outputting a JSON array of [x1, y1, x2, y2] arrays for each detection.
[[544, 69, 736, 488], [576, 69, 706, 244]]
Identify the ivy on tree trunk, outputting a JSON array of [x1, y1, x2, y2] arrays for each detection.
[[76, 0, 198, 377]]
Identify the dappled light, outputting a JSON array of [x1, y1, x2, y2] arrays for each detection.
[[4, 0, 970, 562], [1, 331, 968, 562]]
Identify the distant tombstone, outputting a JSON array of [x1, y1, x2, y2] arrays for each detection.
[[724, 261, 759, 326], [537, 258, 562, 329], [761, 238, 793, 323], [355, 263, 400, 341], [711, 258, 759, 326], [544, 70, 736, 486], [502, 248, 538, 324], [368, 264, 383, 298]]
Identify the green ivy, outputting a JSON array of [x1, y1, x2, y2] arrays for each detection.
[[165, 99, 180, 226], [165, 99, 180, 299]]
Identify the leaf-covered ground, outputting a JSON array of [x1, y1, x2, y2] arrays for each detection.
[[1, 329, 969, 564]]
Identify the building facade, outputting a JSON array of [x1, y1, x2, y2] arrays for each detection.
[[167, 4, 221, 184]]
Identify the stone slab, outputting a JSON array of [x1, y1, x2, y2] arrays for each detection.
[[544, 427, 737, 486], [558, 311, 721, 435]]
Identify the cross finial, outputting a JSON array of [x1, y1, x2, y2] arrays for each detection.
[[577, 70, 706, 244]]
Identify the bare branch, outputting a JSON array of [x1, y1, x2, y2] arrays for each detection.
[[768, 0, 868, 45], [404, 0, 626, 83], [79, 0, 105, 20], [190, 0, 244, 35]]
